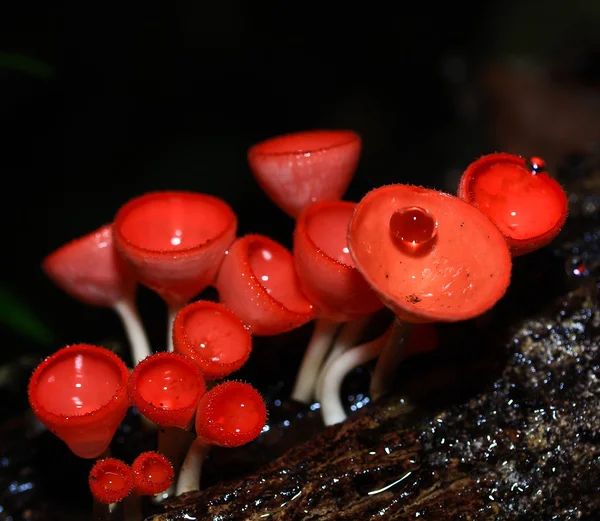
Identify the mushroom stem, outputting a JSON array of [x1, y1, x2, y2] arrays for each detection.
[[113, 297, 152, 365], [369, 318, 413, 401], [166, 304, 182, 352], [318, 326, 390, 425], [154, 427, 195, 502], [291, 319, 340, 403], [314, 316, 371, 402], [175, 439, 212, 495]]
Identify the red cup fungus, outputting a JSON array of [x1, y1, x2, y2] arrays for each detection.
[[128, 352, 206, 429], [28, 344, 130, 459], [42, 224, 151, 365], [172, 300, 252, 380], [89, 457, 134, 504], [458, 153, 568, 256], [195, 381, 267, 448], [248, 129, 362, 218], [290, 201, 383, 403], [215, 234, 315, 336], [132, 451, 175, 496]]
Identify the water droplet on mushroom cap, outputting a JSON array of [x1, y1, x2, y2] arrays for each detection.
[[389, 207, 437, 247]]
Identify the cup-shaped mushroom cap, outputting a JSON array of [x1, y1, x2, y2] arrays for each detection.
[[293, 201, 383, 322], [114, 191, 237, 307], [128, 352, 206, 429], [349, 184, 512, 323], [173, 301, 252, 380], [42, 224, 137, 307], [132, 451, 174, 496], [28, 344, 130, 459], [248, 130, 362, 218], [195, 381, 267, 448], [458, 153, 568, 256], [89, 458, 134, 504], [215, 234, 315, 336]]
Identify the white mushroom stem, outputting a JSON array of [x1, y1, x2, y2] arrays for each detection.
[[314, 316, 371, 402], [175, 439, 212, 496], [318, 329, 390, 426], [369, 317, 413, 401], [113, 297, 152, 365], [291, 319, 340, 403], [166, 304, 183, 352], [153, 426, 195, 503]]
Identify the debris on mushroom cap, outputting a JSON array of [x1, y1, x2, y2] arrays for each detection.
[[128, 352, 206, 429], [113, 190, 237, 306], [348, 184, 512, 323], [458, 153, 569, 256], [27, 344, 130, 459], [248, 129, 362, 218], [89, 458, 134, 504], [293, 200, 383, 322], [42, 224, 137, 307], [195, 381, 267, 448], [215, 234, 315, 336], [172, 300, 252, 380]]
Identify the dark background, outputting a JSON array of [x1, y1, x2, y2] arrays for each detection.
[[1, 2, 599, 362]]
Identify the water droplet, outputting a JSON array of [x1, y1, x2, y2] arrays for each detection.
[[525, 156, 547, 175], [389, 207, 437, 248], [566, 256, 588, 277]]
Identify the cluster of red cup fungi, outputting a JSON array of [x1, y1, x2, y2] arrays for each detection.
[[30, 129, 568, 509]]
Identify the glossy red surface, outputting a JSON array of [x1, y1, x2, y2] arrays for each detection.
[[248, 130, 361, 218], [458, 153, 568, 256], [215, 234, 315, 335], [389, 206, 437, 246], [88, 458, 134, 504], [42, 224, 136, 307], [349, 184, 512, 323], [132, 451, 174, 495], [114, 191, 237, 306], [293, 201, 383, 322], [195, 381, 267, 448], [128, 352, 206, 429], [172, 300, 252, 380], [28, 344, 130, 458]]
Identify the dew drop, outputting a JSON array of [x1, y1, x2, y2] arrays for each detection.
[[390, 207, 437, 247], [525, 156, 547, 175]]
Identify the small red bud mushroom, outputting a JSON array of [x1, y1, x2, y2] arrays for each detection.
[[89, 457, 134, 504], [113, 191, 237, 350], [176, 381, 267, 495], [172, 300, 252, 380], [458, 153, 568, 256], [132, 451, 174, 496], [290, 201, 383, 403], [215, 234, 315, 336], [42, 224, 151, 365], [341, 184, 512, 414], [28, 344, 130, 458], [248, 130, 362, 218], [319, 322, 439, 425]]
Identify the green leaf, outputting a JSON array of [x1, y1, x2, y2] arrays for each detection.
[[0, 51, 55, 80], [0, 288, 54, 347]]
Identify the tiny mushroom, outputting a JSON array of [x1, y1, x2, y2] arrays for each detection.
[[28, 344, 130, 458], [248, 129, 362, 218], [113, 191, 237, 350], [42, 224, 151, 365], [215, 234, 315, 336], [327, 184, 513, 421], [458, 153, 568, 256], [290, 200, 383, 403], [132, 451, 175, 496], [88, 457, 134, 505], [176, 381, 267, 495]]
